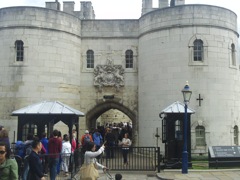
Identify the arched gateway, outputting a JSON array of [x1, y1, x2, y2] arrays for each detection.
[[86, 101, 137, 143]]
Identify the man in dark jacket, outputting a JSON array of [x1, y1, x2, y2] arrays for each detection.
[[27, 139, 45, 180], [105, 128, 116, 158], [48, 130, 62, 180]]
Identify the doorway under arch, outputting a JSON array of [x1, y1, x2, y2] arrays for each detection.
[[86, 101, 137, 143]]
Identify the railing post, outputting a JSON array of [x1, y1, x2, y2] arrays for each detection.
[[157, 147, 161, 173]]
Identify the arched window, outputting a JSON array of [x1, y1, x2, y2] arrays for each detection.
[[196, 125, 205, 146], [234, 125, 239, 145], [193, 39, 203, 61], [125, 50, 133, 68], [175, 120, 182, 140], [15, 40, 24, 61], [87, 50, 94, 68], [231, 43, 236, 66]]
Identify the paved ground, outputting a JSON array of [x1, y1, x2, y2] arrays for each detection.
[[73, 169, 240, 180], [157, 169, 240, 180], [74, 170, 159, 180], [98, 171, 159, 180]]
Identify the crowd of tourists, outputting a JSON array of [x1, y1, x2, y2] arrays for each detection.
[[0, 122, 132, 180], [0, 126, 75, 180], [79, 122, 132, 180]]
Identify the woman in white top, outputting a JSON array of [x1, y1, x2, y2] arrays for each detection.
[[61, 134, 72, 176], [119, 133, 131, 166], [80, 142, 107, 180]]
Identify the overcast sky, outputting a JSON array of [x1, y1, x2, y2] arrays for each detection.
[[0, 0, 238, 20]]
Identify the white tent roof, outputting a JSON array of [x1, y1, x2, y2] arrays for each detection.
[[161, 101, 195, 114], [12, 101, 84, 116]]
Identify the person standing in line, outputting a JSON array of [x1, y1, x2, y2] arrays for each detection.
[[40, 132, 48, 175], [105, 128, 115, 159], [0, 141, 18, 180], [40, 132, 48, 154], [71, 129, 77, 152], [93, 129, 103, 151], [61, 134, 71, 177], [119, 133, 131, 166], [81, 130, 93, 148], [27, 139, 45, 180], [80, 130, 93, 162], [0, 129, 10, 149], [22, 133, 34, 180], [93, 129, 103, 159], [56, 131, 62, 175], [81, 130, 93, 152], [48, 130, 62, 180]]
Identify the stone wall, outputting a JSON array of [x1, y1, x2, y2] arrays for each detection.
[[138, 5, 239, 153], [0, 7, 82, 142]]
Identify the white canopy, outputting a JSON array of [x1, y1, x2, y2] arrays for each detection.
[[12, 101, 84, 116], [161, 101, 195, 114]]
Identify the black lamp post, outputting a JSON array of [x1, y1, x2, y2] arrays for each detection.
[[181, 81, 192, 174]]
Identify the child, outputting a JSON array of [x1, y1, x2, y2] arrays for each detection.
[[115, 173, 122, 180]]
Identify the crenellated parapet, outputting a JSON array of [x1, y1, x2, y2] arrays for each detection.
[[45, 0, 95, 19], [142, 0, 185, 16]]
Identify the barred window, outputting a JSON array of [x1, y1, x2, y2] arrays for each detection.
[[162, 118, 166, 143], [125, 50, 133, 68], [196, 126, 206, 146], [234, 125, 239, 145], [15, 40, 24, 61], [87, 50, 94, 68], [175, 120, 182, 140], [193, 40, 203, 61]]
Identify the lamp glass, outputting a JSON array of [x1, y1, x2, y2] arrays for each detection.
[[182, 91, 192, 102], [182, 84, 192, 102]]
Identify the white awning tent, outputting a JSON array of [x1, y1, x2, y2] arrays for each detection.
[[12, 101, 84, 116], [12, 101, 84, 141], [160, 101, 195, 114]]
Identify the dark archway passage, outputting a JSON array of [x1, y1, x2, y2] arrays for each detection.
[[86, 100, 137, 143]]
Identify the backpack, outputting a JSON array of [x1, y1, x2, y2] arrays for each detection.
[[15, 141, 32, 158], [83, 135, 91, 145], [15, 141, 25, 158], [24, 142, 32, 156]]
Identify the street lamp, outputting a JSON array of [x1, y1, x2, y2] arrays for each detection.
[[181, 81, 192, 174]]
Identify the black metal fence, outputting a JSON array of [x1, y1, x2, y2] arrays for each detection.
[[12, 146, 160, 179], [97, 147, 161, 172]]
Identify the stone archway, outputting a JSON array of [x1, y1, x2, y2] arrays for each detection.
[[86, 100, 138, 144]]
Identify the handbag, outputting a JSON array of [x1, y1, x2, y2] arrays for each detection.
[[80, 163, 99, 180]]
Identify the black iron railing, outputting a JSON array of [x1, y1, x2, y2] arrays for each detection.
[[12, 146, 160, 180], [81, 146, 161, 172]]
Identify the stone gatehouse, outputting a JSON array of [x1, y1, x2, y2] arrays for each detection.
[[0, 0, 239, 156]]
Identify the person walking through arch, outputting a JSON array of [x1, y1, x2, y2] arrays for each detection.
[[105, 128, 115, 159], [119, 133, 131, 166]]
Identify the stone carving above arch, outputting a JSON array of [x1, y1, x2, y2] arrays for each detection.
[[191, 120, 207, 130], [94, 57, 124, 91]]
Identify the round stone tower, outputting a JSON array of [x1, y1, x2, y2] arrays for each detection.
[[0, 7, 82, 135], [138, 5, 239, 154]]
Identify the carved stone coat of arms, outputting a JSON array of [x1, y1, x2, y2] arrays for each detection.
[[93, 63, 124, 91]]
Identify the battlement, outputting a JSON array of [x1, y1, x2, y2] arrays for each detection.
[[45, 0, 95, 19], [142, 0, 185, 15]]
